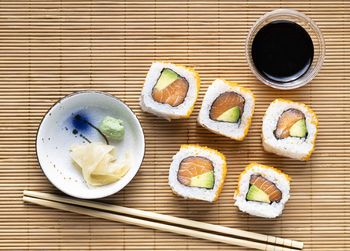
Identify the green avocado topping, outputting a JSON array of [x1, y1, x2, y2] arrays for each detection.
[[216, 106, 240, 123], [190, 171, 214, 189], [246, 185, 270, 203], [154, 69, 179, 91], [289, 118, 307, 138]]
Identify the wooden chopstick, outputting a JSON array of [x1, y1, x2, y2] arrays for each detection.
[[23, 190, 303, 251], [23, 190, 303, 250]]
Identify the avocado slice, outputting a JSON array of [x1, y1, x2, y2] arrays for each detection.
[[154, 69, 179, 91], [246, 185, 270, 203], [216, 106, 240, 123], [190, 171, 214, 189], [289, 118, 307, 138]]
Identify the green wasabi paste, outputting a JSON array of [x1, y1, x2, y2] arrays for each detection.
[[98, 116, 125, 140]]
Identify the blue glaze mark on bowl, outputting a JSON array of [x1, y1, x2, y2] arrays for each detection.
[[71, 111, 90, 132]]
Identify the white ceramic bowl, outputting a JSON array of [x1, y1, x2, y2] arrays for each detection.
[[36, 91, 145, 199]]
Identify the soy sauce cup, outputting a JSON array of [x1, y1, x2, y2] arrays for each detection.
[[246, 9, 325, 90]]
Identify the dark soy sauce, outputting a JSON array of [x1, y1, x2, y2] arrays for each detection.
[[252, 20, 314, 83]]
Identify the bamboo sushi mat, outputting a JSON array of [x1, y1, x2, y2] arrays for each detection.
[[0, 0, 350, 250]]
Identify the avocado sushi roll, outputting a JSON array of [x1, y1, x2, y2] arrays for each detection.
[[140, 62, 200, 120], [234, 163, 291, 218], [198, 79, 255, 141], [168, 145, 227, 202], [262, 99, 318, 161]]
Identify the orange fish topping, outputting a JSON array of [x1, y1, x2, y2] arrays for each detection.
[[177, 156, 213, 186], [250, 175, 282, 203], [274, 108, 305, 139], [209, 92, 245, 121], [152, 78, 189, 107]]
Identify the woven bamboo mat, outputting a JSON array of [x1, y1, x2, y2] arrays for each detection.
[[0, 0, 349, 250]]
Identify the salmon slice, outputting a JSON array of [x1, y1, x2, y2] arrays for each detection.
[[177, 156, 213, 186], [209, 92, 245, 121], [152, 78, 189, 107], [274, 108, 305, 139], [250, 175, 282, 203]]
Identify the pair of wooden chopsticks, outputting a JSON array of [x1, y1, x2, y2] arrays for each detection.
[[23, 190, 303, 251]]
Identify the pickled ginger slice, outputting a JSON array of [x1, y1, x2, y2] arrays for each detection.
[[70, 142, 130, 187]]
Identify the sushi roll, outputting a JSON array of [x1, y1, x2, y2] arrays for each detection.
[[234, 163, 291, 218], [140, 62, 200, 120], [262, 99, 318, 161], [168, 145, 227, 202], [198, 79, 255, 141]]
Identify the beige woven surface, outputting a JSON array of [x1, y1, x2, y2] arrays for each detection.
[[0, 0, 349, 250]]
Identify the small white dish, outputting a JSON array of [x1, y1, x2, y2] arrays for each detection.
[[36, 91, 145, 199]]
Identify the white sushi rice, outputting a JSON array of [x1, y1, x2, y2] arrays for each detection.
[[168, 145, 226, 202], [140, 62, 199, 120], [198, 79, 255, 140], [262, 99, 318, 161], [234, 163, 290, 218]]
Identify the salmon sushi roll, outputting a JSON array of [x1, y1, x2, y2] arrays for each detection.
[[234, 163, 291, 218], [198, 79, 255, 141], [140, 62, 200, 120], [262, 99, 318, 161], [168, 145, 227, 202]]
